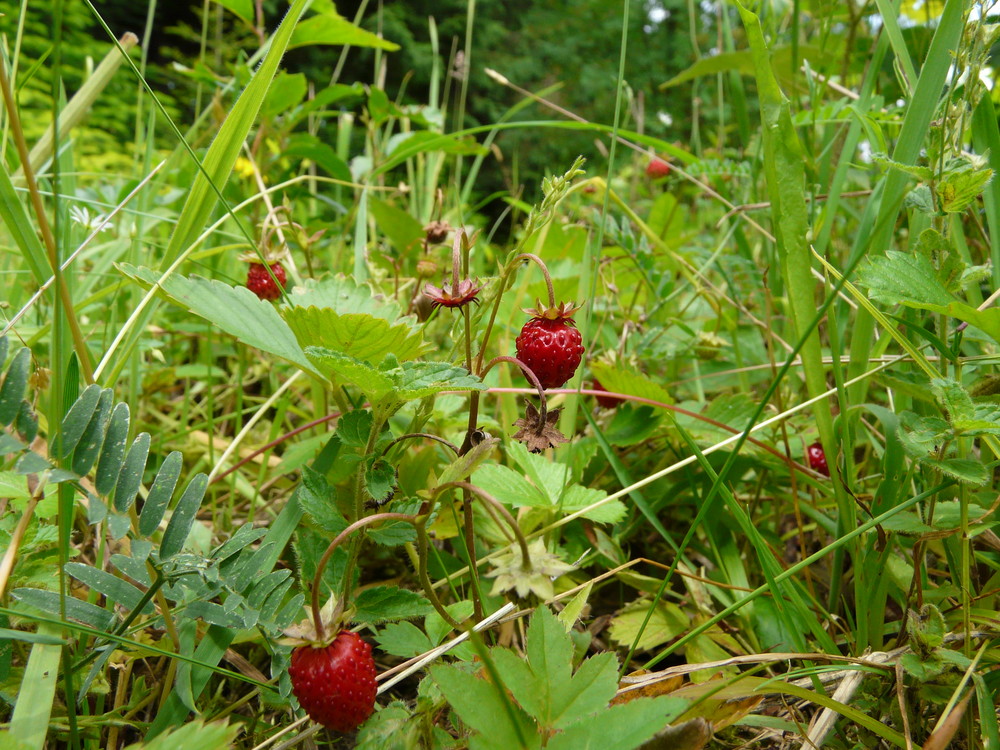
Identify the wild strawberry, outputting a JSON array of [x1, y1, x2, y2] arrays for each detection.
[[246, 261, 287, 301], [592, 379, 624, 409], [515, 302, 585, 390], [289, 631, 377, 732], [646, 158, 671, 178], [806, 441, 829, 477]]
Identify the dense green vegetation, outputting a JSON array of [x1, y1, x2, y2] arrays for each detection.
[[2, 0, 1000, 748]]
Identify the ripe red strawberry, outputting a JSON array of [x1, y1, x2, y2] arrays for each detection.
[[289, 631, 377, 732], [592, 379, 624, 409], [806, 441, 829, 477], [515, 302, 585, 390], [246, 261, 287, 301], [646, 158, 671, 178]]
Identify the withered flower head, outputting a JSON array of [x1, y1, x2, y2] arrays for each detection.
[[423, 278, 482, 309], [423, 220, 451, 245], [512, 401, 568, 453]]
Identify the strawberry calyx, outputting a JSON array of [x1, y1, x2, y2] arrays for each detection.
[[423, 277, 482, 308], [522, 300, 581, 323]]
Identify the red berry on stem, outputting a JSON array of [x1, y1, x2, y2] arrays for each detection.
[[645, 158, 671, 178], [247, 261, 287, 301], [592, 379, 624, 409], [806, 441, 829, 477], [515, 302, 585, 390], [289, 631, 377, 732]]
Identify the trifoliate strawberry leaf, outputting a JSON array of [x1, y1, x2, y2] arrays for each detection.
[[116, 265, 315, 373], [392, 361, 486, 401], [854, 251, 1000, 343], [306, 348, 395, 401], [283, 306, 425, 363], [353, 586, 432, 625], [284, 275, 407, 323]]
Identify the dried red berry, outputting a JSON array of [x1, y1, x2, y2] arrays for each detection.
[[289, 631, 377, 733]]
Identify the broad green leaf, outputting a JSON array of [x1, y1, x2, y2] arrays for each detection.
[[856, 251, 956, 307], [296, 467, 348, 534], [921, 458, 989, 486], [124, 719, 240, 750], [609, 599, 690, 651], [492, 647, 547, 721], [337, 410, 374, 448], [367, 516, 416, 546], [286, 307, 424, 364], [364, 457, 397, 505], [871, 154, 934, 181], [931, 378, 975, 422], [392, 361, 485, 402], [937, 161, 993, 213], [306, 349, 395, 400], [160, 474, 209, 559], [590, 362, 673, 407], [374, 621, 433, 658], [559, 485, 625, 524], [285, 275, 407, 322], [353, 586, 432, 624], [262, 72, 307, 117], [369, 197, 425, 255], [287, 11, 400, 51], [118, 265, 316, 373], [282, 133, 352, 181], [550, 651, 619, 729], [544, 698, 687, 750], [473, 463, 549, 509], [526, 606, 573, 691], [212, 0, 253, 26]]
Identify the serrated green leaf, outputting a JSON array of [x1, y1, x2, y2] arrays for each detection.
[[365, 457, 397, 505], [367, 516, 416, 546], [931, 378, 975, 422], [526, 606, 573, 690], [425, 601, 475, 645], [473, 463, 549, 508], [373, 621, 433, 658], [545, 697, 678, 750], [95, 403, 130, 497], [560, 485, 625, 524], [287, 11, 400, 51], [550, 651, 619, 729], [139, 452, 183, 536], [855, 250, 954, 308], [904, 185, 937, 214], [282, 133, 351, 181], [871, 153, 935, 181], [609, 599, 690, 651], [160, 474, 209, 559], [114, 433, 150, 512], [913, 228, 964, 292], [430, 664, 539, 750], [296, 467, 348, 534], [353, 586, 432, 625], [897, 412, 949, 458], [306, 348, 395, 400], [284, 276, 404, 322], [287, 307, 424, 363], [119, 265, 317, 373], [557, 582, 593, 631], [0, 347, 31, 426], [492, 647, 546, 721], [336, 410, 373, 448], [392, 361, 486, 401], [937, 163, 993, 213], [921, 457, 989, 486]]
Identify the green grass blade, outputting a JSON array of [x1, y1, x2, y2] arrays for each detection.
[[7, 624, 62, 749]]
